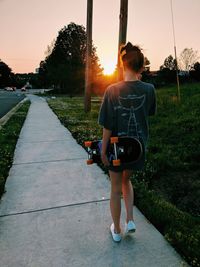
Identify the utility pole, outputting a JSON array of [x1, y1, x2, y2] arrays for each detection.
[[84, 0, 93, 112], [170, 0, 180, 102], [117, 0, 128, 81]]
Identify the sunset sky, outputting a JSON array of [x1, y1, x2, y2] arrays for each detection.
[[0, 0, 199, 74]]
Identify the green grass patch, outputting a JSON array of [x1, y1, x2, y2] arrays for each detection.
[[48, 97, 103, 142], [48, 83, 200, 266], [145, 83, 200, 216], [0, 101, 31, 197], [134, 180, 200, 267]]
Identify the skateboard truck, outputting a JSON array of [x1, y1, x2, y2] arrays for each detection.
[[84, 141, 94, 165], [110, 137, 121, 166]]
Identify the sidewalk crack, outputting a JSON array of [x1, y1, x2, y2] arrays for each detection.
[[0, 198, 110, 218], [13, 157, 86, 166]]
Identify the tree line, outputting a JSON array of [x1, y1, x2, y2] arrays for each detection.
[[1, 22, 200, 93], [148, 48, 200, 86]]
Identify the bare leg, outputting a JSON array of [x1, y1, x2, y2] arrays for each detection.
[[122, 170, 134, 223], [109, 170, 122, 233]]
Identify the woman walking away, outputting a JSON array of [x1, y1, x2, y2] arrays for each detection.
[[98, 42, 156, 242]]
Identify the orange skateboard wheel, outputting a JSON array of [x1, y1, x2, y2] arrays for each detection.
[[84, 141, 92, 147], [110, 137, 119, 144], [112, 159, 121, 166], [87, 159, 94, 165]]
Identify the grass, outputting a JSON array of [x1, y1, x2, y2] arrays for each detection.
[[0, 101, 31, 197], [48, 84, 200, 216], [48, 82, 200, 266], [146, 83, 200, 216], [48, 96, 103, 142]]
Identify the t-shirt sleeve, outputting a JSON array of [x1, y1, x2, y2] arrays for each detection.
[[98, 89, 115, 131], [148, 86, 156, 116]]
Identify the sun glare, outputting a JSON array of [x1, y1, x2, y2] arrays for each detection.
[[103, 61, 116, 75]]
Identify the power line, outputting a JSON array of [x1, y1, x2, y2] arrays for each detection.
[[170, 0, 176, 47]]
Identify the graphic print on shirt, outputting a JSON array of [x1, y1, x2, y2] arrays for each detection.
[[117, 94, 145, 138]]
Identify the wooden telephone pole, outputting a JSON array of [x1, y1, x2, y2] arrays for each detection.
[[170, 0, 180, 101], [117, 0, 128, 81], [84, 0, 93, 112]]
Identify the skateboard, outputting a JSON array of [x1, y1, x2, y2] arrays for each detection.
[[84, 136, 143, 166]]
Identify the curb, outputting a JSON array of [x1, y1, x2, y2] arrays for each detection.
[[0, 97, 28, 128]]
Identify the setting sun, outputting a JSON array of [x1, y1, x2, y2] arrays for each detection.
[[102, 61, 116, 75]]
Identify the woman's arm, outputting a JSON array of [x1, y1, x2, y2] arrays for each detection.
[[101, 127, 112, 166]]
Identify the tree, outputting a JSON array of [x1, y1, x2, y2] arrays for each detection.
[[144, 57, 150, 71], [44, 39, 55, 57], [37, 61, 48, 88], [141, 57, 151, 82], [42, 22, 102, 94], [158, 55, 177, 84], [160, 55, 176, 71], [179, 48, 199, 72], [193, 62, 200, 71], [190, 61, 200, 81], [0, 60, 13, 87]]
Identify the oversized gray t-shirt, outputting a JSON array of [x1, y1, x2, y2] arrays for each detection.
[[98, 80, 156, 149]]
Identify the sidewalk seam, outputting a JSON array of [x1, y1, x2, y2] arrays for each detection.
[[17, 139, 70, 144], [13, 157, 86, 166], [0, 198, 110, 218]]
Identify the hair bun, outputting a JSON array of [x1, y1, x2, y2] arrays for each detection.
[[120, 42, 141, 56], [126, 42, 140, 53], [125, 42, 134, 52]]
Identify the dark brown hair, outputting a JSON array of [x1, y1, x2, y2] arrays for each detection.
[[120, 42, 144, 72]]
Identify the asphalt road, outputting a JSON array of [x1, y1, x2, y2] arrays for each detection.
[[0, 90, 26, 119]]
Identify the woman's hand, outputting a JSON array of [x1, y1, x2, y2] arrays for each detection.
[[101, 153, 110, 166]]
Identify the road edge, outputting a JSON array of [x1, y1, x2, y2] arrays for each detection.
[[0, 97, 28, 128]]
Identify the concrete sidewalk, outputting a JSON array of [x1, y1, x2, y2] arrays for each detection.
[[0, 95, 188, 267]]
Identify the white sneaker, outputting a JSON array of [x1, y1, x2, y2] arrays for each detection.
[[124, 220, 136, 234], [110, 223, 122, 242]]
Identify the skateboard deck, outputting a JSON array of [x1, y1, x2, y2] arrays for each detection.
[[84, 136, 143, 166]]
